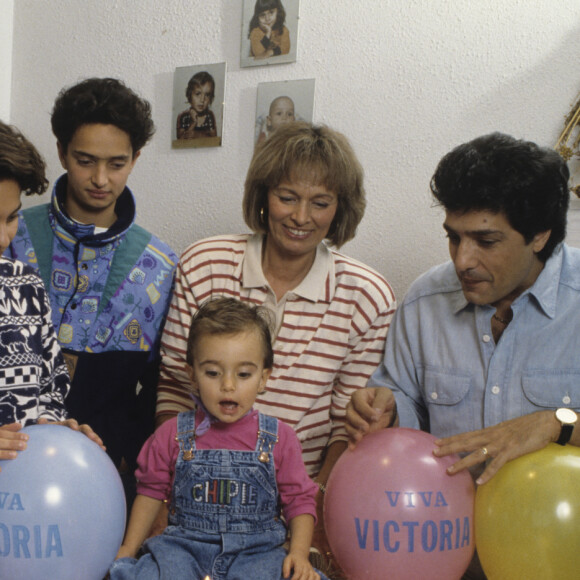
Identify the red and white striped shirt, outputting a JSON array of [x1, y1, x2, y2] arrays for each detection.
[[156, 234, 396, 476]]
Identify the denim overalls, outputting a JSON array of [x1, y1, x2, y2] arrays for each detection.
[[110, 410, 326, 579]]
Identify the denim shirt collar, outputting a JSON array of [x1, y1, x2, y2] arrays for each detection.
[[51, 173, 136, 246], [522, 244, 563, 319]]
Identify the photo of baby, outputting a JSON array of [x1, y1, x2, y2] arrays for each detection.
[[172, 63, 226, 148], [254, 79, 315, 146], [256, 95, 295, 145], [241, 0, 299, 68]]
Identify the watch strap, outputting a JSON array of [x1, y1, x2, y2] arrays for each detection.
[[556, 423, 574, 446]]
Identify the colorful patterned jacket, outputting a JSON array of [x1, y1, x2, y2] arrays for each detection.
[[8, 174, 178, 470]]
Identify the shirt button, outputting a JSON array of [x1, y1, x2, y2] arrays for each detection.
[[70, 303, 77, 310], [431, 392, 438, 400], [491, 385, 500, 395], [81, 263, 88, 270], [563, 396, 571, 405], [482, 334, 491, 343]]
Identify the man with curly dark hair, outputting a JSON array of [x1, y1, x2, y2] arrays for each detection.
[[7, 79, 178, 510], [346, 133, 578, 579]]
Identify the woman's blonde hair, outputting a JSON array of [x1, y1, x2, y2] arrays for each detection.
[[243, 122, 366, 247]]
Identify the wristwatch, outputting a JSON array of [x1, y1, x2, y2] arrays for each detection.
[[555, 408, 577, 445]]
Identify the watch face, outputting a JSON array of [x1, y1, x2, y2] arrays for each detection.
[[556, 408, 577, 424]]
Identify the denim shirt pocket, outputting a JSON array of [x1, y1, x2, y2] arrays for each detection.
[[423, 367, 472, 405], [423, 367, 472, 437], [522, 371, 580, 409]]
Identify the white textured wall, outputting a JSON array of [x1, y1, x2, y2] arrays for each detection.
[[9, 1, 580, 300], [0, 0, 14, 120]]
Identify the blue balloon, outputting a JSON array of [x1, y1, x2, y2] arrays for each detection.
[[0, 424, 126, 580]]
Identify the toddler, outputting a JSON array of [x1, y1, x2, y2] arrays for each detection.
[[109, 297, 327, 579]]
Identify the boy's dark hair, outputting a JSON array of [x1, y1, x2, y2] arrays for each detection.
[[0, 121, 48, 196], [430, 132, 570, 262], [186, 297, 274, 370], [248, 0, 286, 36], [51, 78, 155, 155], [186, 72, 216, 105]]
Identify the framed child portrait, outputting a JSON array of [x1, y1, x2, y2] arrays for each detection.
[[172, 62, 226, 149], [240, 0, 300, 68], [254, 78, 315, 146]]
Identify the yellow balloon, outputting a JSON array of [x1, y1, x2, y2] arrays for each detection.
[[475, 443, 580, 580]]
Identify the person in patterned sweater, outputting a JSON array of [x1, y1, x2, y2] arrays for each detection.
[[0, 121, 102, 464], [7, 79, 177, 507]]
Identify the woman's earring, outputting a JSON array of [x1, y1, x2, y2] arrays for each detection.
[[260, 207, 265, 224]]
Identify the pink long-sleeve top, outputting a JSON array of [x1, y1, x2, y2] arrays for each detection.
[[135, 409, 318, 523]]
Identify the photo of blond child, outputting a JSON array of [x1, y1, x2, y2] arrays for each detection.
[[172, 63, 226, 148], [176, 72, 217, 140]]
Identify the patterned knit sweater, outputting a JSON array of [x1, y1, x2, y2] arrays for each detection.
[[0, 257, 69, 425]]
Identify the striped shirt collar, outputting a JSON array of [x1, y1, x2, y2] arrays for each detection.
[[242, 233, 334, 302]]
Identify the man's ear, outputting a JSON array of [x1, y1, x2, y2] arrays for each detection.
[[532, 229, 551, 254]]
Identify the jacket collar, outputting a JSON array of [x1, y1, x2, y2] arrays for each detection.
[[51, 173, 136, 245]]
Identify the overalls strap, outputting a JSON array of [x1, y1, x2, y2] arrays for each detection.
[[176, 410, 197, 460], [256, 413, 279, 460]]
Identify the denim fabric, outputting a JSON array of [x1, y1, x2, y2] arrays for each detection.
[[169, 412, 283, 535], [369, 244, 580, 438], [109, 411, 328, 579]]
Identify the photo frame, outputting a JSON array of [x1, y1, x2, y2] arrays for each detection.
[[255, 78, 315, 145], [171, 62, 226, 149], [240, 0, 300, 68]]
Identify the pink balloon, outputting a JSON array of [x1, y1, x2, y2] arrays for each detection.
[[324, 428, 475, 580]]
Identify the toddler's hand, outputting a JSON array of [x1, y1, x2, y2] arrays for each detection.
[[283, 552, 320, 580], [115, 544, 136, 560]]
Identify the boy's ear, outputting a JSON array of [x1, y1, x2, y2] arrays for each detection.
[[57, 142, 67, 169]]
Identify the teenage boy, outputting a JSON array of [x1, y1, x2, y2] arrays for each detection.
[[8, 78, 178, 504]]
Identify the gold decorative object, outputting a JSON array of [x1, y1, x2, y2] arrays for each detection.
[[555, 92, 580, 197]]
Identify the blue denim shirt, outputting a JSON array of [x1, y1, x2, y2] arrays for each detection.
[[369, 243, 580, 438]]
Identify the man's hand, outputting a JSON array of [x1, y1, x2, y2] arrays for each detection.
[[345, 387, 397, 448], [433, 410, 559, 484]]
